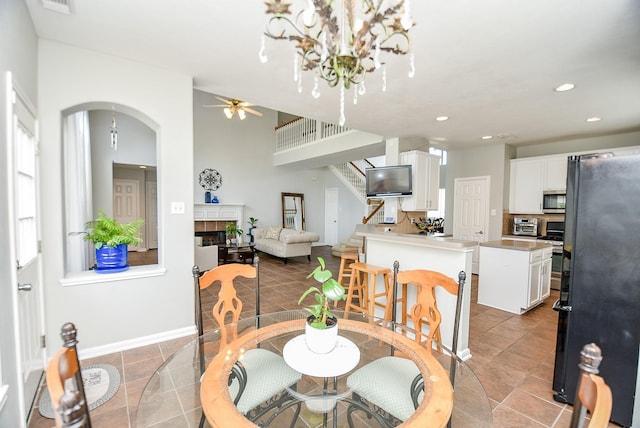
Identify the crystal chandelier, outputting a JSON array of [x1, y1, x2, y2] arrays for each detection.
[[260, 0, 415, 126]]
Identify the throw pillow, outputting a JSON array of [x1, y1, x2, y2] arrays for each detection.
[[265, 226, 282, 240]]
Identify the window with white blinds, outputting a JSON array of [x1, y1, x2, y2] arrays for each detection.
[[15, 120, 37, 268]]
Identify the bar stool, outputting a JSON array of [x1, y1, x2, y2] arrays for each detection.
[[334, 248, 360, 307], [344, 262, 393, 320]]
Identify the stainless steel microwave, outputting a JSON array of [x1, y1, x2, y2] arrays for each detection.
[[543, 190, 566, 213]]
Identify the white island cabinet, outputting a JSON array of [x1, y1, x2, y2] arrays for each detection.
[[355, 224, 475, 360], [478, 240, 553, 315]]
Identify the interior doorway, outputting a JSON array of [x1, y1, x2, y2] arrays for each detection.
[[453, 176, 490, 274], [324, 188, 339, 246]]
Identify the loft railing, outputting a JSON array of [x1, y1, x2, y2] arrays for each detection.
[[275, 117, 351, 152]]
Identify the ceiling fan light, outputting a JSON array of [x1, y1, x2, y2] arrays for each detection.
[[238, 109, 246, 120], [223, 107, 233, 119], [554, 83, 575, 92]]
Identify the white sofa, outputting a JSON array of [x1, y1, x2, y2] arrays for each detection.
[[194, 236, 218, 272], [253, 227, 320, 264]]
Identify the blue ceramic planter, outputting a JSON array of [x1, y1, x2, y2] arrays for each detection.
[[95, 244, 129, 273]]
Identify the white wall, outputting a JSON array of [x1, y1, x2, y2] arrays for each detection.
[[193, 90, 363, 242], [0, 0, 38, 425], [445, 143, 509, 241], [38, 40, 194, 351]]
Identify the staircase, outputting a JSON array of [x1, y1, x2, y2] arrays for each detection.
[[329, 160, 384, 257]]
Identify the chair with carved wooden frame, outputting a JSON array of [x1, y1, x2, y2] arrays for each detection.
[[193, 259, 302, 424], [570, 343, 613, 428], [346, 267, 466, 426], [46, 322, 92, 428]]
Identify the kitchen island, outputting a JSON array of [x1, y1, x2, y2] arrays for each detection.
[[478, 240, 553, 315], [355, 224, 475, 359]]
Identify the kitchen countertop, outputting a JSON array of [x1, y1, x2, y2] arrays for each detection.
[[355, 224, 477, 250], [480, 239, 553, 251]]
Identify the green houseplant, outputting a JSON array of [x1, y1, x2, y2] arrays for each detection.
[[298, 257, 347, 353], [225, 222, 243, 244], [80, 210, 144, 273], [247, 217, 259, 243]]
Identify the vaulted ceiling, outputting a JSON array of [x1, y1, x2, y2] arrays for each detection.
[[25, 0, 640, 150]]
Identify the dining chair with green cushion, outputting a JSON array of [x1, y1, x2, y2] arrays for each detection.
[[346, 269, 466, 426], [194, 260, 302, 421]]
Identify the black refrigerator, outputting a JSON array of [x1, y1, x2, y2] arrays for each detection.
[[552, 153, 640, 427]]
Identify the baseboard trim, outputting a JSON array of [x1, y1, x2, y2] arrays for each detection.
[[78, 325, 196, 360]]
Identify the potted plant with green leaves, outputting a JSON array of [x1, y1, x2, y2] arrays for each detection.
[[298, 257, 346, 353], [226, 222, 243, 245], [80, 210, 144, 273], [247, 217, 259, 243]]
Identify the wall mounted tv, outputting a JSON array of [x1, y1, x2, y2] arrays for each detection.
[[365, 165, 413, 198]]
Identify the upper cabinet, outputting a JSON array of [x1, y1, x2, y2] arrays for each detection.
[[509, 158, 546, 214], [509, 155, 568, 214], [509, 146, 640, 214], [544, 156, 568, 190], [400, 150, 441, 212]]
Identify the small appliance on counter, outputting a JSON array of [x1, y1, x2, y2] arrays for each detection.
[[513, 217, 538, 236]]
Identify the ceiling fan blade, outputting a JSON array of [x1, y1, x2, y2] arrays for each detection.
[[215, 96, 231, 104], [243, 107, 263, 117], [202, 104, 228, 108]]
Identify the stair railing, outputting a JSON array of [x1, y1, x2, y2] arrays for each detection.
[[363, 199, 384, 224]]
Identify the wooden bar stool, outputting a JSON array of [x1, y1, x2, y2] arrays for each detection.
[[334, 247, 360, 307], [344, 262, 393, 320]]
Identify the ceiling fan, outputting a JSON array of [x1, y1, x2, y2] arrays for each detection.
[[203, 96, 263, 120]]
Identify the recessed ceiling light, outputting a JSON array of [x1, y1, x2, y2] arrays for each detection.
[[435, 116, 449, 122], [481, 135, 493, 140], [554, 83, 575, 92], [431, 137, 447, 142], [586, 116, 602, 122]]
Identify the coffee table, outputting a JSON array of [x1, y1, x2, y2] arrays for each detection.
[[218, 243, 255, 264]]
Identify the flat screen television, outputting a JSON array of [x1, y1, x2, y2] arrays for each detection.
[[365, 165, 413, 198]]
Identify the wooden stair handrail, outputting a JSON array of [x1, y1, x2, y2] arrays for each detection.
[[363, 199, 384, 224]]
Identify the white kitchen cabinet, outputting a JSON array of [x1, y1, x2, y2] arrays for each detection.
[[478, 241, 553, 314], [544, 155, 568, 190], [509, 158, 545, 214], [509, 155, 569, 213], [400, 150, 440, 211]]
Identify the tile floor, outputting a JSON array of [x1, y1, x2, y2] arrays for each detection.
[[27, 246, 617, 428]]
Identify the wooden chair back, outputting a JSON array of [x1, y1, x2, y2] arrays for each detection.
[[570, 343, 613, 428], [198, 263, 257, 346], [395, 270, 461, 350], [46, 323, 91, 428]]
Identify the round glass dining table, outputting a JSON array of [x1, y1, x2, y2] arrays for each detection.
[[135, 310, 492, 427]]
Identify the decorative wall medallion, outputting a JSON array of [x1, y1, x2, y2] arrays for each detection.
[[199, 168, 222, 190]]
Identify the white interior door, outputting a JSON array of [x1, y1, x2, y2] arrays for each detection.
[[145, 181, 158, 249], [453, 176, 490, 274], [7, 73, 46, 421], [113, 179, 141, 250], [324, 188, 339, 245]]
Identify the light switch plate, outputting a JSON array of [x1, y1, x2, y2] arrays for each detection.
[[170, 202, 185, 214]]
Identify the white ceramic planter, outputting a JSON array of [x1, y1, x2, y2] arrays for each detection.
[[305, 317, 338, 354]]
